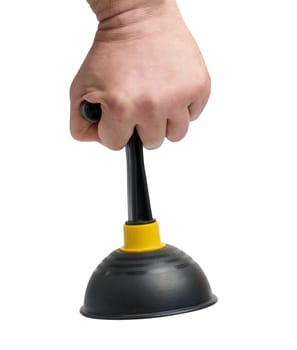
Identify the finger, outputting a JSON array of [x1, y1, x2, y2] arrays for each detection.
[[98, 110, 135, 150], [188, 82, 211, 121], [166, 110, 190, 142], [136, 117, 167, 150], [70, 99, 101, 142]]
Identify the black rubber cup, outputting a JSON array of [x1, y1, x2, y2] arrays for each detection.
[[80, 245, 217, 320]]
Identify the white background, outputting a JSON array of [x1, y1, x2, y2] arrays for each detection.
[[0, 0, 296, 349]]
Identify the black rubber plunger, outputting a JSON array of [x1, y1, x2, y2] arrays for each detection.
[[79, 102, 217, 319]]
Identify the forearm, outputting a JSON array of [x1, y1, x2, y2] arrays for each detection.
[[87, 0, 174, 22]]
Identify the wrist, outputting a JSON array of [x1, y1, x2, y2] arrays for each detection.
[[88, 0, 174, 20], [88, 0, 178, 25], [88, 0, 181, 41]]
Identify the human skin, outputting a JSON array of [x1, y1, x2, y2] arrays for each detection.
[[70, 0, 211, 150]]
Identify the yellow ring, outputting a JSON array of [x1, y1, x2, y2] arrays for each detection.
[[121, 221, 166, 253]]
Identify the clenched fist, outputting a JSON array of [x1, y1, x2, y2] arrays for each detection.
[[70, 0, 210, 149]]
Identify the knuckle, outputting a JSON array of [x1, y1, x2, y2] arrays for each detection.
[[167, 133, 183, 143], [192, 72, 211, 99], [143, 139, 163, 150], [167, 133, 177, 142], [137, 93, 159, 112], [137, 129, 164, 150], [105, 143, 125, 151], [167, 120, 189, 143], [108, 94, 130, 115], [100, 135, 126, 150]]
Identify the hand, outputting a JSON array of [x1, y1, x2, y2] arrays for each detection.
[[70, 0, 210, 150]]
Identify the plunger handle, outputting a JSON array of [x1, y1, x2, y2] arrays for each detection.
[[80, 101, 154, 225]]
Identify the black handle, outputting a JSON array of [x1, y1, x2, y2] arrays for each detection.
[[80, 102, 102, 123], [80, 101, 154, 225]]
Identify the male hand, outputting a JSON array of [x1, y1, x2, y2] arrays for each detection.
[[70, 0, 210, 150]]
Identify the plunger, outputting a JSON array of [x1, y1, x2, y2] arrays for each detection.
[[79, 102, 217, 319]]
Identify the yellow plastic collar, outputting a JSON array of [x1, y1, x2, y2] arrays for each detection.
[[121, 221, 166, 253]]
